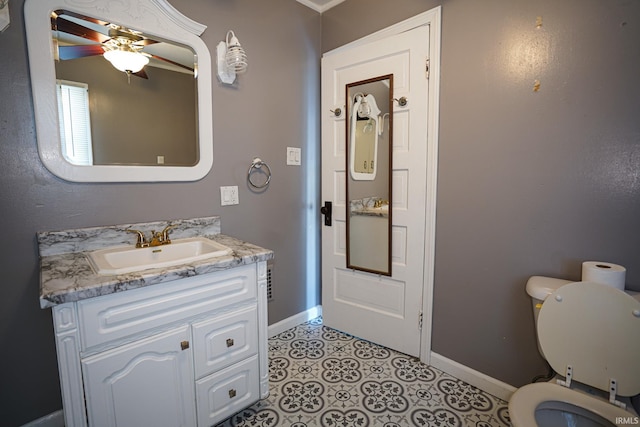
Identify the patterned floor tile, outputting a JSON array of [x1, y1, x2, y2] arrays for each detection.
[[216, 317, 510, 427]]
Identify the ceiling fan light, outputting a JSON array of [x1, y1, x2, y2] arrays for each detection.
[[104, 49, 149, 74]]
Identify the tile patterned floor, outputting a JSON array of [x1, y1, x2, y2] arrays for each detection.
[[217, 317, 511, 427]]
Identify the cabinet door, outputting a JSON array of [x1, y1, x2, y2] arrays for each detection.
[[82, 325, 196, 427]]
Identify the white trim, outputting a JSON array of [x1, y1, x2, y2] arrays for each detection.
[[419, 6, 442, 367], [268, 305, 322, 338], [150, 0, 206, 35], [296, 0, 345, 14], [20, 410, 65, 427], [430, 352, 517, 402]]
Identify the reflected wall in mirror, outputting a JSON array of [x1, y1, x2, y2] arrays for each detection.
[[24, 0, 213, 182], [346, 74, 393, 276]]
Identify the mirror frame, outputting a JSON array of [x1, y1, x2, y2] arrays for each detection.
[[24, 0, 213, 182], [345, 74, 393, 276]]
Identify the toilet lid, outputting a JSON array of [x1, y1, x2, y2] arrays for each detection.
[[538, 281, 640, 396]]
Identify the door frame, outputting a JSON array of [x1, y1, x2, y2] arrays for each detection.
[[322, 7, 441, 365]]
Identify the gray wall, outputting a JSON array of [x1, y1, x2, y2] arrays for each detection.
[[0, 0, 320, 425], [324, 0, 640, 388], [57, 57, 198, 166]]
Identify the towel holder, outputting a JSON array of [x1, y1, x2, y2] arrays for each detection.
[[247, 158, 271, 189]]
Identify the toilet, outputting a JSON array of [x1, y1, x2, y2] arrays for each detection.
[[509, 278, 640, 427]]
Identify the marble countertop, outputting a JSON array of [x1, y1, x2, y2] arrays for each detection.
[[350, 197, 389, 218], [38, 217, 273, 308]]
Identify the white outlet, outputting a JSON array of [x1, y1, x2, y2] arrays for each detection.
[[220, 186, 239, 206], [287, 147, 301, 166]]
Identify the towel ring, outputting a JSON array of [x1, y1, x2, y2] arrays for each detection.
[[247, 158, 271, 189]]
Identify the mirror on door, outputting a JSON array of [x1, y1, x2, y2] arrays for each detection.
[[346, 74, 393, 276]]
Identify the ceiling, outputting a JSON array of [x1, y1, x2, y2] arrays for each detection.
[[296, 0, 345, 13]]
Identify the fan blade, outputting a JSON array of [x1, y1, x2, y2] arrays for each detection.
[[58, 44, 105, 60], [149, 54, 194, 72], [53, 9, 110, 27], [136, 38, 159, 46], [132, 69, 149, 79], [53, 17, 110, 43]]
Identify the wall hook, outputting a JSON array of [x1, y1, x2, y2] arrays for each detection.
[[394, 96, 408, 107]]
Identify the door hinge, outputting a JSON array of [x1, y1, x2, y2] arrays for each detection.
[[425, 58, 430, 79], [418, 311, 423, 330]]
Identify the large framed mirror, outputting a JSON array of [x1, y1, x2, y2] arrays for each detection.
[[24, 0, 213, 182], [346, 74, 393, 276]]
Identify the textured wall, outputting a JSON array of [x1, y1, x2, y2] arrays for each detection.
[[0, 0, 320, 425], [323, 0, 640, 388]]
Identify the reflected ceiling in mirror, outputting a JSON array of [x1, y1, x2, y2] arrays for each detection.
[[25, 0, 213, 182]]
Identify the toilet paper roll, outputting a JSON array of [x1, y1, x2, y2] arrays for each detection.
[[581, 261, 626, 290]]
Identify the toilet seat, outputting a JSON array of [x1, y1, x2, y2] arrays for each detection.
[[509, 382, 636, 427]]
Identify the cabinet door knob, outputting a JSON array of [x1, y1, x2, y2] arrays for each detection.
[[180, 340, 190, 350], [228, 389, 237, 398], [226, 338, 235, 347]]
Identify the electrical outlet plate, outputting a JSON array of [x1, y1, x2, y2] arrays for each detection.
[[287, 147, 301, 166], [220, 186, 239, 206]]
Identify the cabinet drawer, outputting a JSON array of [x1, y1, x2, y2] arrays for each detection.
[[78, 264, 256, 351], [192, 305, 257, 379], [195, 355, 259, 427]]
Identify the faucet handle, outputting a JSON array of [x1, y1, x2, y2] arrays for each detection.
[[126, 229, 148, 248], [161, 224, 176, 244]]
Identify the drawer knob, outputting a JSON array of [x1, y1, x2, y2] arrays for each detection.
[[226, 338, 235, 347], [228, 389, 237, 398], [180, 340, 190, 350]]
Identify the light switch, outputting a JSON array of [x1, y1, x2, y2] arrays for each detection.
[[220, 186, 239, 206], [287, 147, 301, 166]]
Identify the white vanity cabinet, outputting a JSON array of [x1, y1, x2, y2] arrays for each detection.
[[51, 262, 269, 427]]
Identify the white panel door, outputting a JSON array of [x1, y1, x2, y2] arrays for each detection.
[[82, 325, 196, 427], [321, 26, 430, 357]]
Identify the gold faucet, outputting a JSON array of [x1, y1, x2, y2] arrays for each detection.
[[373, 199, 389, 208], [126, 229, 149, 248], [126, 224, 175, 248], [160, 225, 175, 244]]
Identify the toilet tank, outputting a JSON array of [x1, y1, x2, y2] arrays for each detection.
[[526, 276, 572, 325], [526, 276, 572, 357]]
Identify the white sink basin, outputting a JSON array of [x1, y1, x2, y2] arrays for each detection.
[[87, 237, 233, 275]]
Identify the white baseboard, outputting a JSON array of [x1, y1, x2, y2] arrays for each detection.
[[21, 410, 64, 427], [268, 305, 322, 338], [430, 352, 517, 402]]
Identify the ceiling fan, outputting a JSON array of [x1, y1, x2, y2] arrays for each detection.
[[51, 10, 194, 79]]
